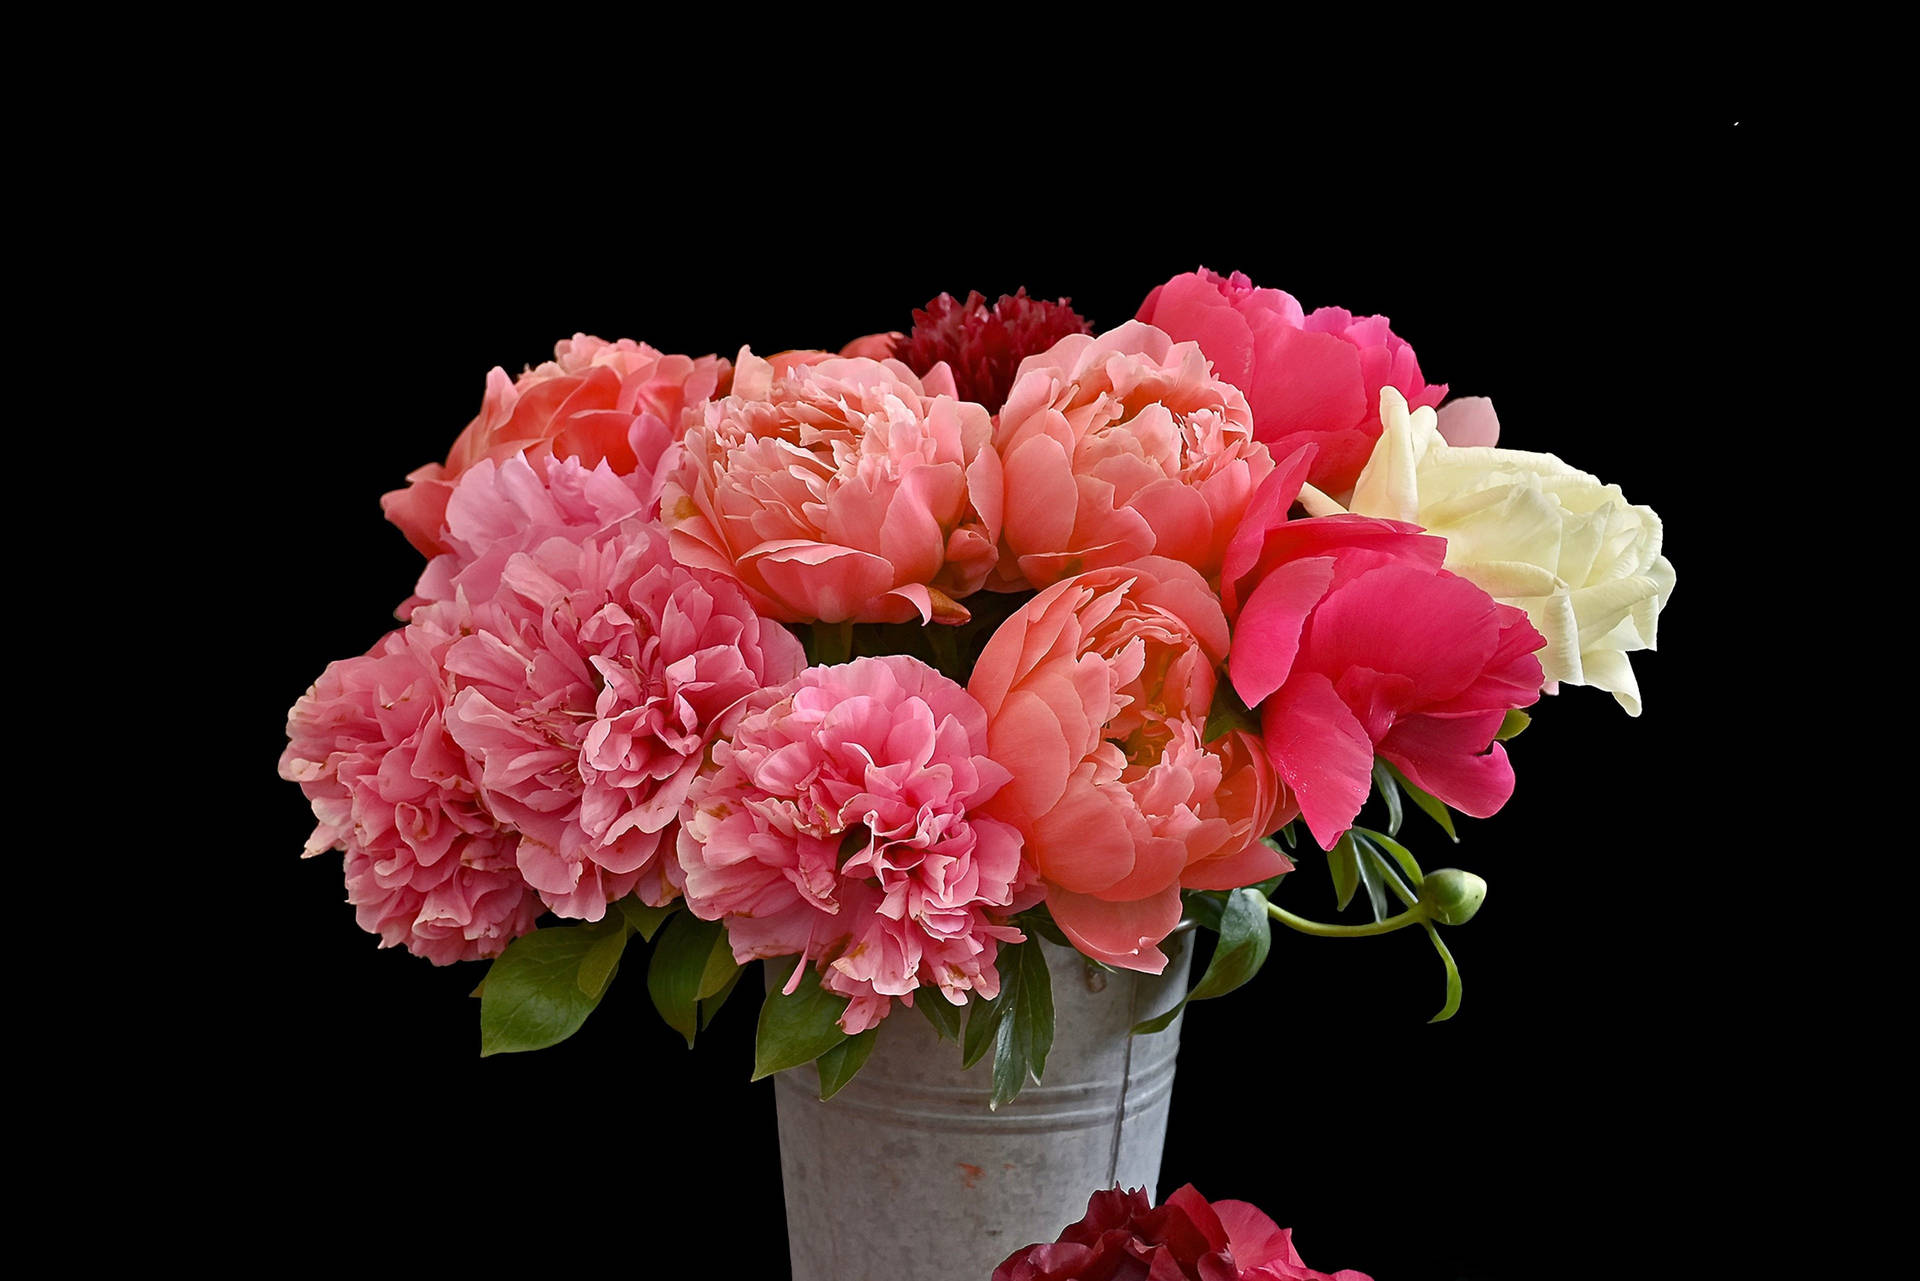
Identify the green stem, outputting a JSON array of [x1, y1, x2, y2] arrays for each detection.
[[1266, 901, 1429, 938]]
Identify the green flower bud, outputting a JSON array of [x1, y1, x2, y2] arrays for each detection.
[[1420, 868, 1487, 926]]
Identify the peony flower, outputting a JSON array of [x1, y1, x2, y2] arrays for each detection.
[[442, 515, 805, 919], [1343, 390, 1675, 714], [381, 335, 730, 558], [660, 348, 1003, 625], [1136, 268, 1444, 498], [1225, 448, 1546, 850], [969, 558, 1287, 973], [890, 288, 1094, 412], [992, 1185, 1372, 1281], [676, 656, 1027, 1033], [992, 1186, 1238, 1281], [992, 321, 1275, 591], [280, 606, 542, 964]]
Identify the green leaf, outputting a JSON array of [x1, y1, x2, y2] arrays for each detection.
[[479, 923, 620, 1056], [1353, 836, 1418, 914], [648, 913, 731, 1048], [1180, 889, 1227, 933], [617, 898, 676, 942], [917, 994, 964, 1042], [1273, 821, 1298, 851], [697, 935, 740, 1001], [1495, 709, 1531, 741], [1352, 826, 1424, 890], [753, 959, 852, 1081], [1328, 832, 1361, 911], [1204, 679, 1259, 744], [1424, 921, 1463, 1022], [699, 966, 743, 1031], [1016, 909, 1072, 950], [1134, 886, 1272, 1034], [1352, 835, 1390, 922], [1385, 762, 1457, 842], [1249, 873, 1287, 900], [1372, 758, 1405, 837], [961, 979, 1004, 1070], [816, 1028, 878, 1101], [577, 924, 631, 999], [989, 941, 1054, 1111]]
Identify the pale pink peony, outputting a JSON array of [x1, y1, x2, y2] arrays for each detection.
[[443, 516, 805, 919], [280, 606, 542, 964], [1225, 449, 1545, 849], [676, 655, 1026, 1033], [968, 558, 1288, 973], [1137, 269, 1444, 498], [992, 321, 1274, 590], [660, 348, 1003, 625], [1434, 395, 1500, 447], [382, 335, 730, 558]]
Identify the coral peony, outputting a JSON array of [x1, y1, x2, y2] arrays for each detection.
[[969, 558, 1286, 973], [1224, 448, 1546, 849], [442, 515, 805, 919], [993, 321, 1275, 590], [676, 656, 1026, 1033], [280, 607, 542, 964], [890, 288, 1094, 412], [381, 335, 730, 558], [1136, 268, 1444, 498], [1345, 390, 1675, 714], [660, 348, 1003, 625], [994, 1186, 1373, 1281]]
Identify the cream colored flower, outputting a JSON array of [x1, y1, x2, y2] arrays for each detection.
[[1337, 389, 1675, 715]]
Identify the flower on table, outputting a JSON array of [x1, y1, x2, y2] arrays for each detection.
[[992, 1185, 1372, 1281], [675, 655, 1027, 1034]]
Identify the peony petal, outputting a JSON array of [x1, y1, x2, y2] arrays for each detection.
[[1046, 884, 1180, 974], [1260, 672, 1375, 851]]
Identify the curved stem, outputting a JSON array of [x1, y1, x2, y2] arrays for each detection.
[[1266, 901, 1429, 938]]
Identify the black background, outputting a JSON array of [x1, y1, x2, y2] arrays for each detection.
[[231, 122, 1757, 1279]]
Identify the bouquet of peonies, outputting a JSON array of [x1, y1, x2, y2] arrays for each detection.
[[280, 271, 1673, 1105]]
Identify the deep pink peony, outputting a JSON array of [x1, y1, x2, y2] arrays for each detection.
[[675, 655, 1027, 1033], [890, 288, 1094, 412], [441, 514, 805, 919], [993, 1185, 1372, 1281], [992, 321, 1275, 590], [1224, 449, 1545, 849], [381, 335, 730, 558], [1137, 269, 1444, 498], [969, 558, 1287, 973], [660, 348, 1003, 625], [280, 606, 542, 964]]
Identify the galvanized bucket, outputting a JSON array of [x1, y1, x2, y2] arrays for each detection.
[[770, 931, 1194, 1281]]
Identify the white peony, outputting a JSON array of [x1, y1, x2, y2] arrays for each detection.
[[1328, 389, 1675, 715]]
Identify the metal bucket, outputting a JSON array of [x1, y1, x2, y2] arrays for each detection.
[[770, 931, 1194, 1281]]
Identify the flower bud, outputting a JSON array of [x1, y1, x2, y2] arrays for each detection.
[[1420, 868, 1487, 926]]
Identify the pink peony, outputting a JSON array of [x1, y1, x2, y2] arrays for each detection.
[[992, 321, 1275, 591], [1434, 394, 1500, 447], [659, 348, 1003, 625], [381, 335, 730, 558], [994, 1186, 1373, 1281], [1213, 1200, 1373, 1281], [1136, 269, 1444, 497], [443, 515, 805, 919], [280, 606, 542, 964], [968, 558, 1287, 973], [890, 288, 1094, 412], [1224, 448, 1545, 849], [675, 655, 1026, 1034]]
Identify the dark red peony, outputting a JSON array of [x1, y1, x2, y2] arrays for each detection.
[[891, 288, 1093, 411]]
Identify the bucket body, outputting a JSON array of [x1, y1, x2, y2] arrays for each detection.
[[770, 932, 1194, 1281]]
